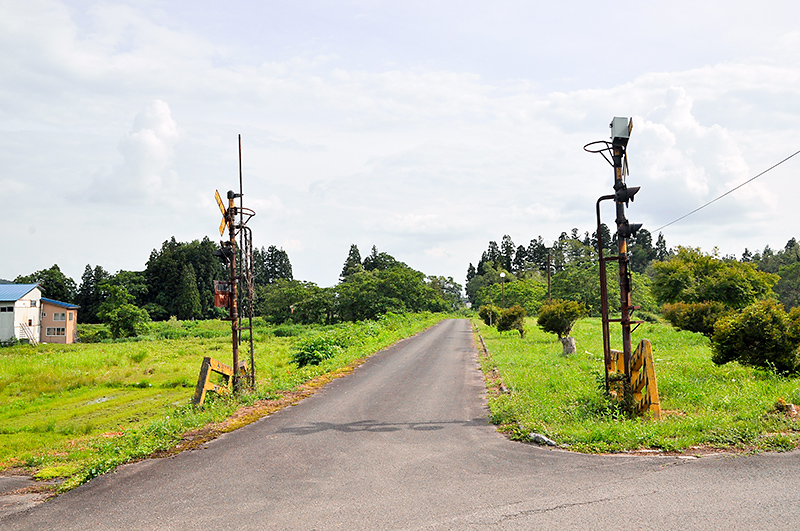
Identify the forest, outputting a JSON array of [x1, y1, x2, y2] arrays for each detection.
[[5, 238, 460, 334], [468, 227, 800, 372], [466, 226, 800, 315], [5, 226, 800, 346]]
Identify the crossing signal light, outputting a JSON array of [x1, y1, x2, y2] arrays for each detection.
[[615, 185, 640, 205], [213, 241, 234, 264], [618, 221, 643, 239]]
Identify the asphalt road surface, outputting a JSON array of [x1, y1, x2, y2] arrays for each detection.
[[4, 319, 800, 529]]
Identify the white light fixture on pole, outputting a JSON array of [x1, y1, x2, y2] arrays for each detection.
[[499, 272, 506, 308]]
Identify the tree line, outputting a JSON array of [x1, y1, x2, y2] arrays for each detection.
[[10, 237, 293, 325], [465, 227, 666, 319], [465, 228, 800, 313], [467, 229, 800, 372], [9, 237, 460, 330], [255, 244, 462, 324]]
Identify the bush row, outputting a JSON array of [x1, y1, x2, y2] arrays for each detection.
[[290, 312, 432, 367], [711, 301, 800, 374]]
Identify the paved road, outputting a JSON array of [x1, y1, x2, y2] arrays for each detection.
[[4, 319, 800, 529]]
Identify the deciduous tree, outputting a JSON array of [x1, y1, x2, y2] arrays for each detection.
[[652, 247, 777, 309], [537, 299, 587, 356], [775, 262, 800, 310], [15, 264, 77, 303]]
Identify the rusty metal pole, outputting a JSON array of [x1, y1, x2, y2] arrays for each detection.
[[238, 135, 256, 389], [227, 190, 240, 393], [586, 118, 639, 404], [612, 146, 634, 382], [596, 195, 615, 392]]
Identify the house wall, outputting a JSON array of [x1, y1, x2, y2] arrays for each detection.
[[14, 287, 41, 342], [40, 301, 78, 344], [0, 304, 14, 341]]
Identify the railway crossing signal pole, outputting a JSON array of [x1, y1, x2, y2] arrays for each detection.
[[587, 120, 661, 418], [226, 189, 241, 392], [213, 135, 257, 394], [585, 117, 643, 400], [610, 117, 637, 382]]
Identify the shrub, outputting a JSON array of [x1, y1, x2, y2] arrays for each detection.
[[474, 278, 546, 316], [711, 300, 800, 374], [0, 337, 20, 348], [291, 335, 344, 367], [77, 325, 111, 343], [635, 310, 661, 323], [497, 305, 526, 337], [537, 299, 588, 356], [537, 299, 587, 339], [478, 305, 501, 327], [652, 247, 778, 308], [273, 324, 304, 337], [157, 328, 189, 340], [107, 304, 151, 339], [662, 301, 731, 337]]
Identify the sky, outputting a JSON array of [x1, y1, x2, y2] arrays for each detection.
[[2, 0, 800, 289]]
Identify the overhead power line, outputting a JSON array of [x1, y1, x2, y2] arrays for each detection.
[[652, 148, 800, 233]]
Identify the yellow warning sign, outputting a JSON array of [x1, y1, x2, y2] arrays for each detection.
[[215, 190, 228, 236], [215, 190, 226, 216]]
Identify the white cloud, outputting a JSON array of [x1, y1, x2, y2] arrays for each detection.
[[3, 0, 800, 286], [86, 99, 179, 203]]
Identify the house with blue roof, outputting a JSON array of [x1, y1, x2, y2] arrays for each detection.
[[0, 284, 80, 344], [0, 283, 42, 344], [40, 298, 80, 344]]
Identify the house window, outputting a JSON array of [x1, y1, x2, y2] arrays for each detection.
[[0, 306, 12, 312], [69, 312, 73, 321], [28, 319, 32, 326], [54, 312, 66, 322], [46, 327, 66, 336], [42, 312, 47, 318]]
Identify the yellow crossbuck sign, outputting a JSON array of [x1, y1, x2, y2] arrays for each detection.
[[215, 190, 227, 236]]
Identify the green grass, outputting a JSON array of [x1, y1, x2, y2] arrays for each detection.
[[0, 312, 447, 489], [476, 317, 800, 453]]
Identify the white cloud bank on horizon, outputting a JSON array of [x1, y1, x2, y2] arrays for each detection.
[[2, 0, 800, 288]]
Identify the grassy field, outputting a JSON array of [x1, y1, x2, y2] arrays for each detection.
[[0, 313, 447, 490], [7, 312, 796, 492], [476, 317, 800, 453]]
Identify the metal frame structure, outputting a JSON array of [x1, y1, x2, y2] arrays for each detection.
[[585, 117, 644, 398], [214, 135, 257, 393]]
